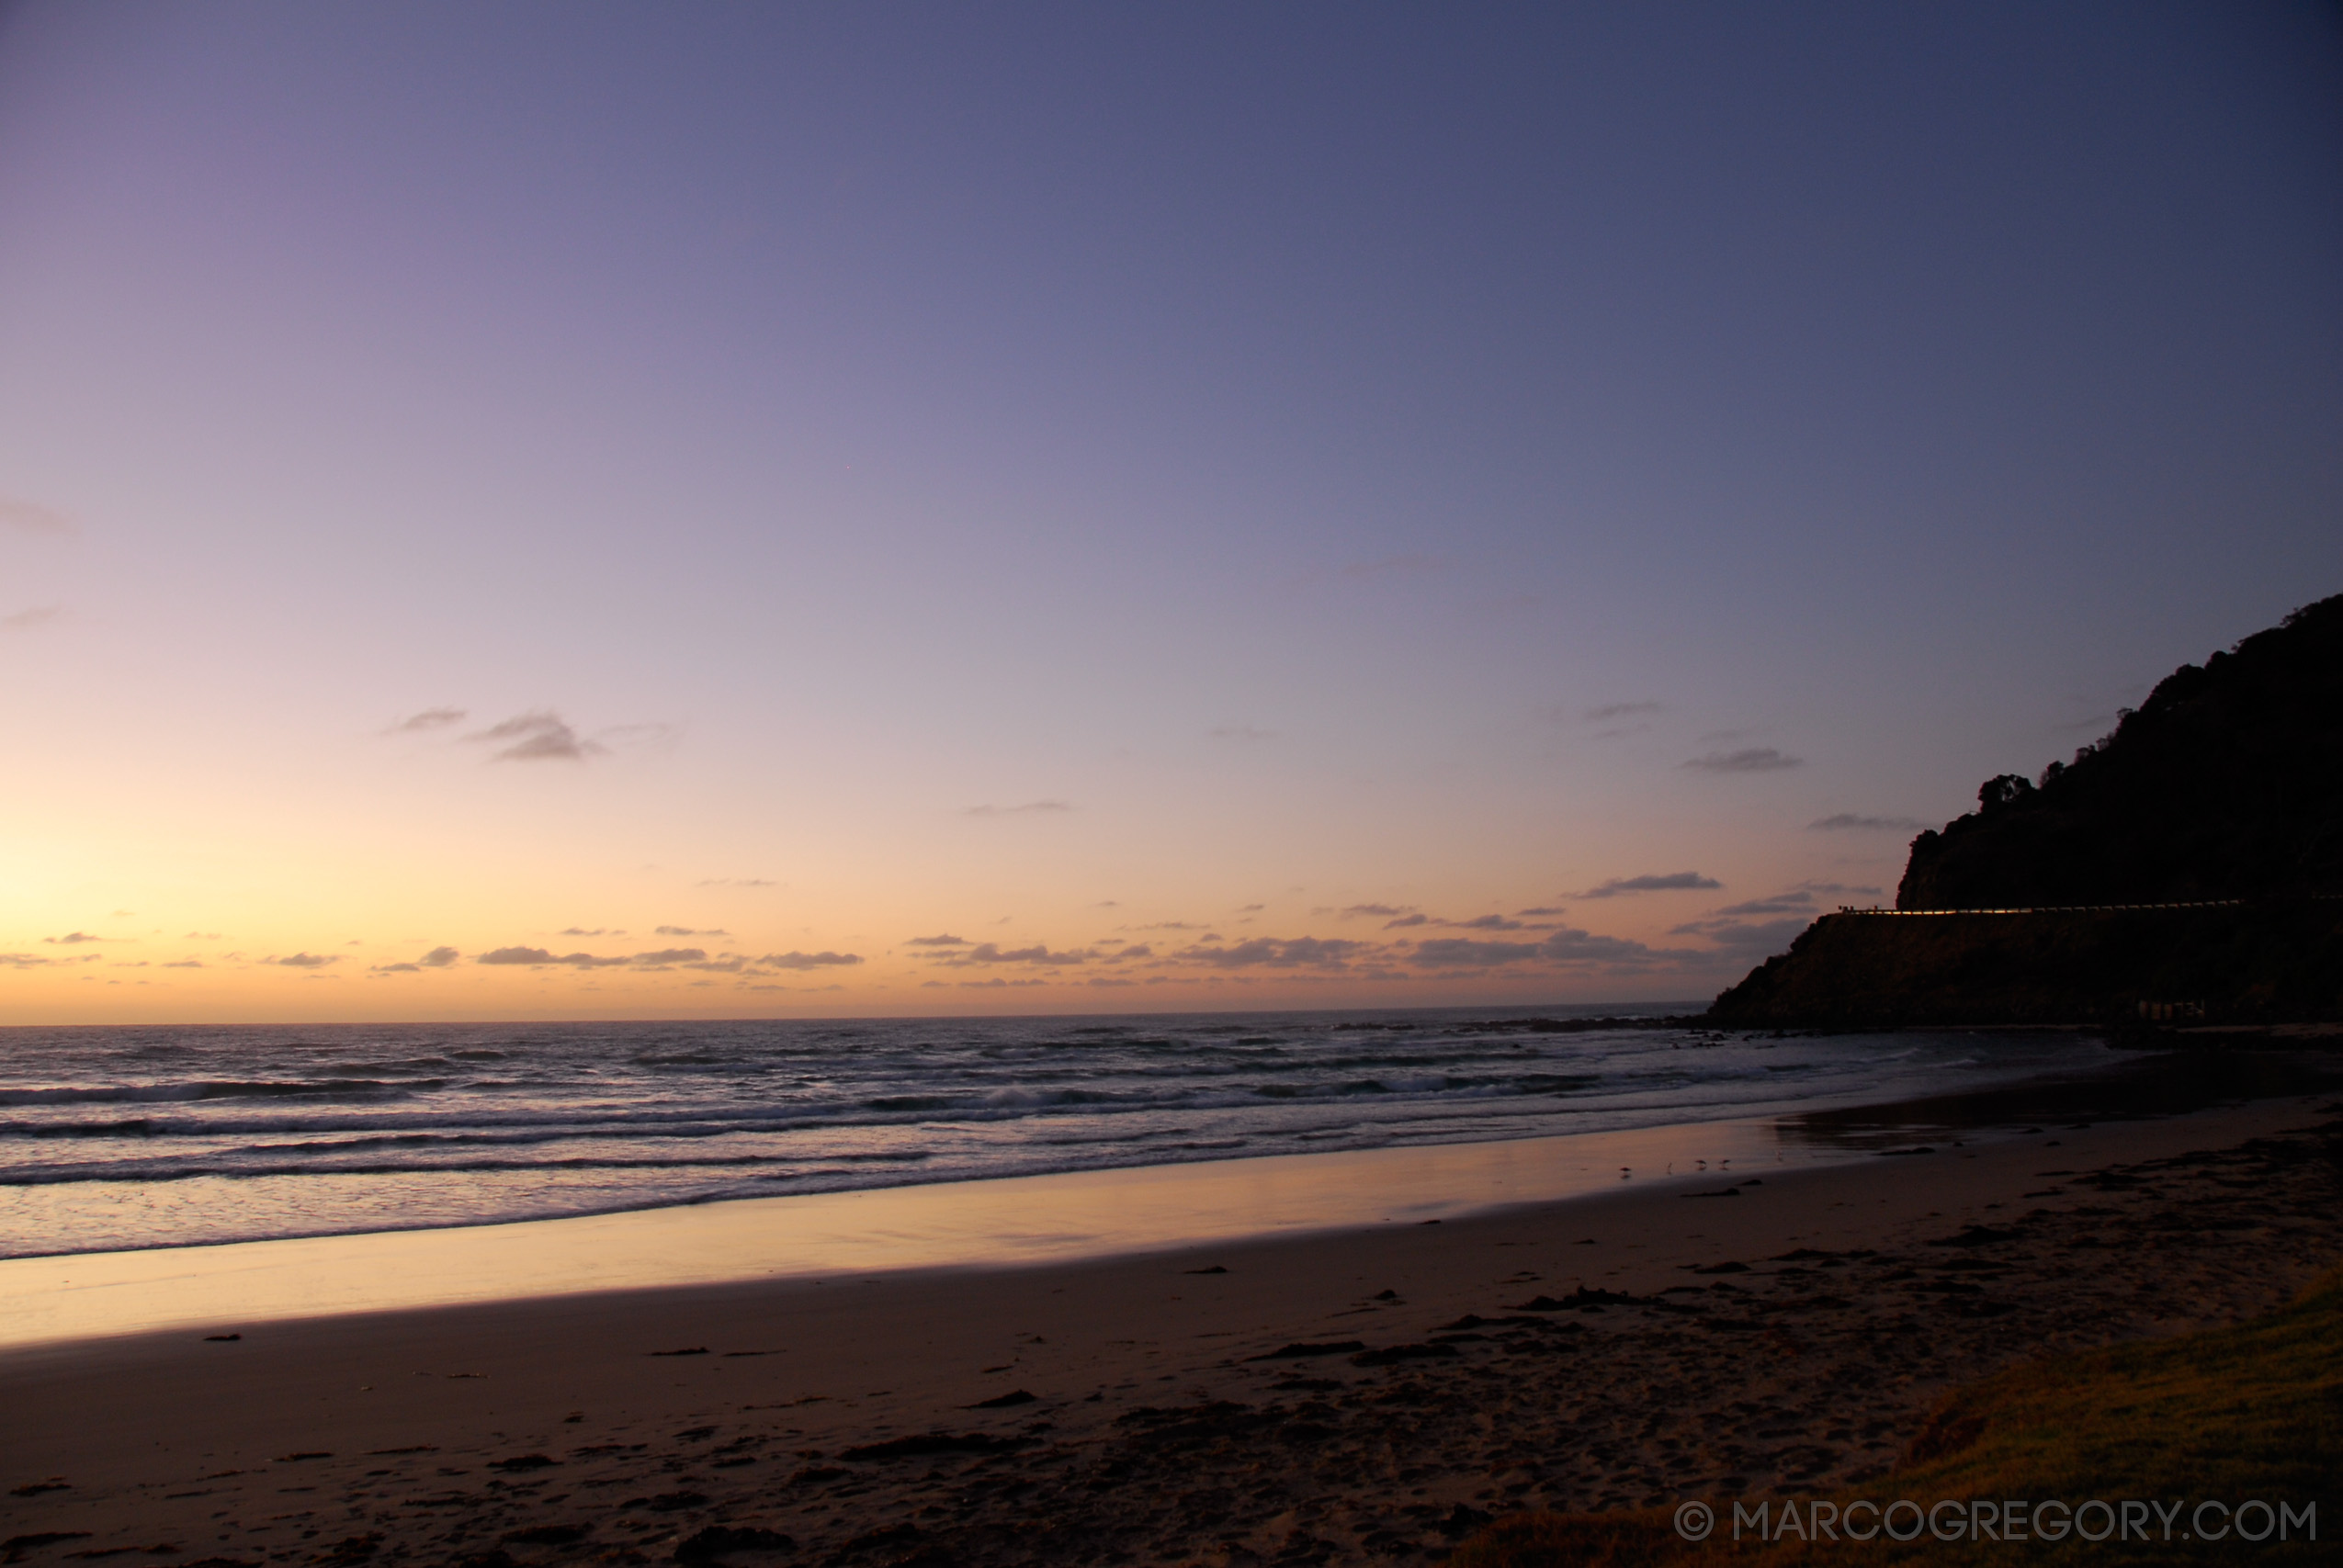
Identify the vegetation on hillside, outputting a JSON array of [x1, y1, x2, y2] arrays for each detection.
[[1897, 594, 2343, 910]]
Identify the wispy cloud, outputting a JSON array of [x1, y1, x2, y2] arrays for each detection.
[[388, 707, 467, 733], [466, 711, 606, 762], [1445, 914, 1526, 931], [1409, 937, 1546, 966], [1516, 906, 1568, 917], [0, 497, 74, 534], [1585, 701, 1661, 722], [1807, 812, 1926, 831], [1383, 913, 1429, 929], [696, 877, 777, 887], [1668, 909, 1808, 946], [1405, 927, 1682, 970], [1682, 748, 1802, 773], [655, 925, 728, 937], [268, 953, 339, 969], [476, 945, 629, 968], [758, 951, 864, 970], [42, 931, 105, 945], [1174, 936, 1365, 970], [1210, 726, 1278, 742], [1341, 903, 1413, 919], [3, 604, 62, 632], [1703, 892, 1817, 918], [937, 943, 1093, 967], [0, 953, 53, 968], [906, 934, 970, 947], [1576, 872, 1721, 898], [965, 800, 1074, 818]]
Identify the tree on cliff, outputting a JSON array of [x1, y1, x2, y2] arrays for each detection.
[[1895, 593, 2343, 909]]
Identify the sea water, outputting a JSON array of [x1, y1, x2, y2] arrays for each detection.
[[0, 1006, 2122, 1259]]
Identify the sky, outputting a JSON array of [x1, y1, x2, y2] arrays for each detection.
[[2, 1, 2338, 1023]]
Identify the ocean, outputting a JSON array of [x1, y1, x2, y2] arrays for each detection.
[[0, 1006, 2122, 1260]]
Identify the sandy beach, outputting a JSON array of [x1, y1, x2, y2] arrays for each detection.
[[4, 1088, 2338, 1567]]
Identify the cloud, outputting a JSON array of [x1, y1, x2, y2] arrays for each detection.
[[268, 953, 339, 968], [1400, 927, 1686, 970], [1682, 748, 1802, 773], [559, 927, 609, 937], [630, 947, 707, 966], [1537, 927, 1679, 966], [0, 497, 74, 534], [1703, 893, 1817, 918], [655, 925, 728, 937], [906, 934, 969, 946], [1174, 936, 1365, 970], [942, 943, 1092, 967], [388, 707, 467, 733], [374, 944, 459, 974], [1341, 903, 1412, 919], [42, 931, 104, 944], [1110, 943, 1153, 961], [3, 604, 62, 631], [476, 945, 629, 968], [696, 877, 776, 887], [1794, 882, 1882, 897], [965, 800, 1074, 817], [1409, 938, 1546, 966], [1576, 872, 1722, 898], [1236, 903, 1264, 913], [1210, 726, 1278, 742], [0, 953, 52, 968], [1383, 913, 1430, 929], [1447, 914, 1526, 931], [1668, 914, 1812, 952], [1584, 701, 1662, 722], [162, 959, 203, 968], [1807, 812, 1926, 831], [185, 931, 221, 940], [758, 951, 864, 970], [465, 712, 606, 762], [1516, 907, 1568, 917]]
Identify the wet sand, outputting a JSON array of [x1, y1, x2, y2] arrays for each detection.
[[3, 1087, 2339, 1566]]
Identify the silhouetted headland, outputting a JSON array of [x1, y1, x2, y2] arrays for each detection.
[[1711, 593, 2343, 1031]]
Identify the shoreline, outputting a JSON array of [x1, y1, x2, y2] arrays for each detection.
[[3, 1085, 2338, 1563], [7, 1043, 2322, 1351]]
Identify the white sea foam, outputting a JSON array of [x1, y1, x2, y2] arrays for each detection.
[[0, 1008, 2122, 1258]]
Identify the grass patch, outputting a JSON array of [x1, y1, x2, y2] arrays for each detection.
[[1453, 1266, 2341, 1565]]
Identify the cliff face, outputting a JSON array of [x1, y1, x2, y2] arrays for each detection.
[[1896, 594, 2343, 909], [1707, 902, 2343, 1028], [1710, 593, 2343, 1028]]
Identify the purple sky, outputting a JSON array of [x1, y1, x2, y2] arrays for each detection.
[[2, 2, 2338, 1020]]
